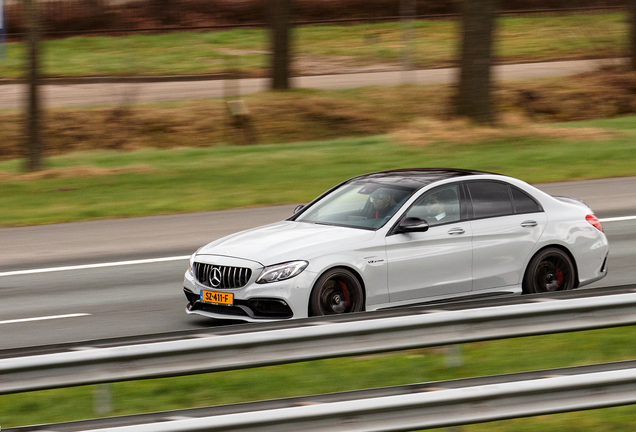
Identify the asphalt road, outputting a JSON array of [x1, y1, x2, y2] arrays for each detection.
[[0, 58, 624, 108], [0, 177, 635, 350]]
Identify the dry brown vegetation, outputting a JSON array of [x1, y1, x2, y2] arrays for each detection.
[[0, 165, 154, 180], [392, 114, 621, 147], [0, 67, 634, 162], [5, 0, 622, 36], [502, 66, 636, 121]]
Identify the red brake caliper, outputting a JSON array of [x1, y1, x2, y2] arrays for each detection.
[[338, 280, 351, 308], [556, 269, 564, 287]]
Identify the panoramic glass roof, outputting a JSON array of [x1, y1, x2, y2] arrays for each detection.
[[349, 168, 491, 190]]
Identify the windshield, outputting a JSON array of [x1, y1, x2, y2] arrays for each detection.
[[295, 181, 416, 230]]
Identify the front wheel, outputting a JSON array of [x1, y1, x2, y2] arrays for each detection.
[[309, 268, 364, 316], [523, 248, 576, 294]]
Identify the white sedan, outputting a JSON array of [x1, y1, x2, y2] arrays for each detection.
[[183, 169, 608, 322]]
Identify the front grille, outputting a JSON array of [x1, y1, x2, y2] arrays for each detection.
[[194, 263, 252, 289]]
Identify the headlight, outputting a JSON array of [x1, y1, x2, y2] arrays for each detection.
[[256, 261, 308, 284], [188, 252, 196, 275]]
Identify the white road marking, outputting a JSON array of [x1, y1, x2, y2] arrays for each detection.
[[0, 255, 190, 277], [0, 313, 91, 325], [599, 215, 636, 223], [0, 215, 633, 278]]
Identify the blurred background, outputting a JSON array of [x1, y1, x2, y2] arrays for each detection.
[[0, 0, 634, 172], [1, 0, 636, 430], [2, 0, 623, 36], [0, 0, 634, 222]]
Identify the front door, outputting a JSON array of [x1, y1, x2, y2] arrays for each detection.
[[385, 184, 473, 303]]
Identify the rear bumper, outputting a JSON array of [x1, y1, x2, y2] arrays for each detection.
[[578, 253, 609, 288]]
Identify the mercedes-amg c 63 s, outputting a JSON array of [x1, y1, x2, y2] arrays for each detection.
[[183, 169, 608, 322]]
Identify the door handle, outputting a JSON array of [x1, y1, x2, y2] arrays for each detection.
[[447, 228, 465, 235], [521, 220, 538, 228]]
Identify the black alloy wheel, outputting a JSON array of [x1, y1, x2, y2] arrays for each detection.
[[309, 268, 364, 316], [523, 248, 576, 294]]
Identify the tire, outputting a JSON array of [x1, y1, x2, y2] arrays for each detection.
[[523, 248, 576, 294], [309, 268, 364, 316]]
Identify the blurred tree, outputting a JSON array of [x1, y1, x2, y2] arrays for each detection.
[[455, 0, 496, 124], [270, 0, 291, 89], [25, 0, 42, 171], [86, 0, 107, 25], [154, 0, 173, 26]]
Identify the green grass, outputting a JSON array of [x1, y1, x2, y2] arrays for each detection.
[[496, 13, 626, 60], [0, 13, 628, 77], [1, 326, 635, 428], [1, 114, 636, 227]]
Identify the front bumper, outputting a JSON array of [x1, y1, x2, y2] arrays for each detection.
[[183, 256, 317, 322], [184, 288, 294, 321]]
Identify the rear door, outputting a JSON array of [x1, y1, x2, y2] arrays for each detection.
[[466, 181, 547, 291]]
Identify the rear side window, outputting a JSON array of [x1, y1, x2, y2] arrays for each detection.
[[511, 186, 542, 214], [467, 181, 513, 219]]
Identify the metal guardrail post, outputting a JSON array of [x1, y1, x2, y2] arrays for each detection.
[[445, 344, 463, 368], [94, 383, 112, 415]]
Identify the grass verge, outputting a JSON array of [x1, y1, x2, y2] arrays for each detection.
[[0, 112, 636, 227], [0, 12, 627, 78], [3, 67, 635, 161], [1, 326, 635, 429]]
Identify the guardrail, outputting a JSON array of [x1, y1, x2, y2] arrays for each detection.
[[3, 284, 634, 360], [8, 360, 636, 431], [82, 367, 636, 432], [2, 290, 636, 395]]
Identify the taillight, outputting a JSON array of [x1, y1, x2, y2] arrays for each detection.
[[586, 214, 603, 232]]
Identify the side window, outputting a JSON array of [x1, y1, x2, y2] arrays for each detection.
[[405, 184, 461, 227], [511, 186, 542, 214], [467, 181, 513, 219]]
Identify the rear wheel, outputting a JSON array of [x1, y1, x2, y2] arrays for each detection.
[[309, 268, 364, 316], [523, 248, 575, 294]]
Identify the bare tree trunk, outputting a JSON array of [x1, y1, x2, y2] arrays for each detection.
[[270, 0, 291, 90], [25, 0, 42, 172], [631, 0, 636, 71], [154, 0, 172, 26], [87, 0, 106, 22], [456, 0, 496, 124]]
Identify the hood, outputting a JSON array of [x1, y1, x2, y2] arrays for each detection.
[[197, 221, 377, 265]]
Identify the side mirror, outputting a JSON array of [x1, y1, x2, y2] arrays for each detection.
[[293, 204, 305, 214], [395, 217, 429, 234]]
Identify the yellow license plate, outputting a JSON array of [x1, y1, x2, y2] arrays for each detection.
[[200, 290, 234, 306]]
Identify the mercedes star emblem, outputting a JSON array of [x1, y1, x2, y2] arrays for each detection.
[[209, 267, 222, 288]]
